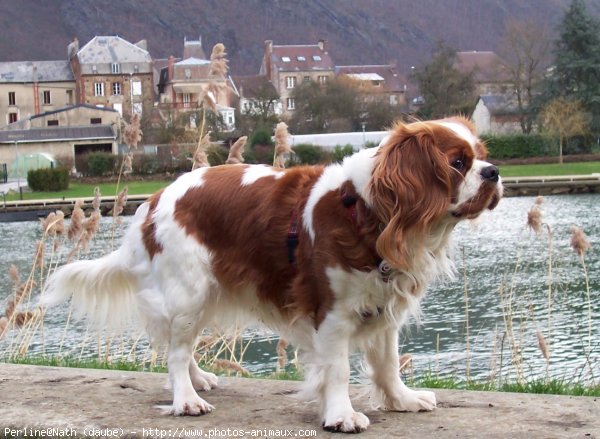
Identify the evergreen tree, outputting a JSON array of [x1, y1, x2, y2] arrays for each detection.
[[412, 42, 476, 119], [540, 0, 600, 135]]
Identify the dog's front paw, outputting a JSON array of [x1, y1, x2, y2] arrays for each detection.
[[387, 389, 436, 412], [162, 394, 214, 416], [323, 410, 370, 433]]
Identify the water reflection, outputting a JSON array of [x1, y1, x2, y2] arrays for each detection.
[[0, 194, 598, 383]]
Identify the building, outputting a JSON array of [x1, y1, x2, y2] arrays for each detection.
[[455, 51, 512, 95], [0, 104, 120, 176], [335, 64, 408, 108], [260, 40, 336, 115], [472, 94, 522, 134], [0, 60, 75, 128], [157, 36, 237, 131], [68, 36, 155, 121], [232, 75, 281, 117]]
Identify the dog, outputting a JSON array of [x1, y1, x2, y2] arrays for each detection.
[[42, 117, 502, 433]]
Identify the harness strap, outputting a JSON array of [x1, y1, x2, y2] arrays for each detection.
[[287, 209, 299, 267]]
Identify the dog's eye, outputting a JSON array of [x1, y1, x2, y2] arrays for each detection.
[[451, 158, 465, 170]]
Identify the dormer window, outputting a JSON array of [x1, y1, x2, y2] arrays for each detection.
[[313, 55, 322, 61], [297, 56, 306, 61], [111, 63, 121, 74], [281, 56, 291, 63]]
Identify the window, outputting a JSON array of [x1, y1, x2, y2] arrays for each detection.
[[132, 81, 142, 96], [185, 69, 192, 79], [318, 76, 327, 85], [8, 113, 17, 123], [43, 90, 51, 105], [8, 92, 16, 106], [286, 98, 295, 110], [372, 80, 381, 87], [47, 120, 59, 126], [313, 55, 322, 61], [66, 90, 74, 105], [183, 93, 191, 108], [90, 117, 102, 124], [94, 82, 105, 96], [281, 56, 291, 63], [112, 82, 122, 95], [297, 56, 306, 61], [303, 76, 310, 83], [111, 63, 121, 74], [286, 76, 297, 89], [133, 103, 143, 115]]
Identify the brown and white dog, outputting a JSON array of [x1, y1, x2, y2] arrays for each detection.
[[42, 117, 502, 433]]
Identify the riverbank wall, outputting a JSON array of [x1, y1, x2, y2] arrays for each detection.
[[0, 175, 599, 222]]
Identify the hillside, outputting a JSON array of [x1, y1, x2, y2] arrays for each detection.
[[1, 0, 599, 77]]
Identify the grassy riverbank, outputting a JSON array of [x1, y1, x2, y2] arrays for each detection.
[[5, 355, 600, 397], [2, 161, 599, 201]]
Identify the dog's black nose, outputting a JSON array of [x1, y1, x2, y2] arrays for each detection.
[[481, 165, 499, 182]]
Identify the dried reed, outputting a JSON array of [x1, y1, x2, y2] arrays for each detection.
[[273, 122, 293, 169], [226, 136, 247, 165]]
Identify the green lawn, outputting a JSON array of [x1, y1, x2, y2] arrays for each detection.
[[5, 180, 172, 201], [4, 161, 600, 201], [498, 161, 600, 177]]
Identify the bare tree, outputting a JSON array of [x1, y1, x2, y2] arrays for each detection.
[[499, 19, 551, 133], [539, 97, 590, 164]]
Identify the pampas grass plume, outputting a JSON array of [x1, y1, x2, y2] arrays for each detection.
[[536, 330, 550, 361], [226, 136, 247, 165], [570, 226, 591, 259], [273, 122, 293, 169], [68, 200, 85, 241]]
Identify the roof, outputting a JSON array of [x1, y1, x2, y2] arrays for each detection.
[[29, 104, 119, 120], [478, 94, 519, 115], [77, 36, 152, 72], [232, 75, 278, 99], [455, 51, 510, 83], [176, 57, 211, 66], [271, 43, 335, 72], [335, 65, 407, 93], [0, 125, 116, 144], [0, 60, 74, 83]]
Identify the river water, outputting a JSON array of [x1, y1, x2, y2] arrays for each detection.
[[0, 194, 598, 384]]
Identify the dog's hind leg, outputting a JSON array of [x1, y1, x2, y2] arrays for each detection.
[[165, 314, 214, 416], [189, 359, 218, 391]]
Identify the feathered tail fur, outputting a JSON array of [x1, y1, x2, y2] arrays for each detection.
[[40, 247, 140, 328]]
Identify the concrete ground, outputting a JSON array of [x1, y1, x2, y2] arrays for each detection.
[[0, 364, 598, 438]]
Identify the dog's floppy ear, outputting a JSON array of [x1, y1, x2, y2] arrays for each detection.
[[369, 122, 452, 270]]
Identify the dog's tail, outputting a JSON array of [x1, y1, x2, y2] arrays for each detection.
[[41, 246, 140, 327]]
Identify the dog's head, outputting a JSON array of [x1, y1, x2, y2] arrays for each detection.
[[369, 117, 502, 270]]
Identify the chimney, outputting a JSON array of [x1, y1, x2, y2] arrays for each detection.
[[67, 37, 79, 59], [263, 40, 273, 78], [168, 55, 175, 81], [318, 39, 327, 52]]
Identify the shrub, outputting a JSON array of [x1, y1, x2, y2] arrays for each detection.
[[81, 152, 117, 176], [482, 134, 557, 160], [290, 143, 326, 166], [331, 144, 355, 163], [27, 167, 69, 192]]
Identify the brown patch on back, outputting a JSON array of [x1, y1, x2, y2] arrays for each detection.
[[171, 165, 386, 328], [141, 189, 164, 260]]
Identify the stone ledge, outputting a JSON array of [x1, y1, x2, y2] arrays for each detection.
[[0, 363, 598, 439]]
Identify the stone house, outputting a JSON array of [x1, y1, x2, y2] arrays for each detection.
[[232, 75, 281, 117], [0, 60, 75, 128], [472, 94, 522, 134], [69, 36, 155, 122], [260, 40, 336, 116], [156, 36, 237, 131]]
